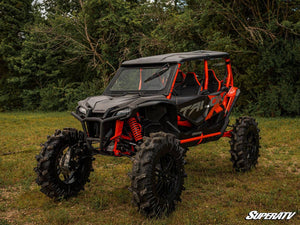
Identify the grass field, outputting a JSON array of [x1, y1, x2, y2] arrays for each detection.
[[0, 112, 299, 225]]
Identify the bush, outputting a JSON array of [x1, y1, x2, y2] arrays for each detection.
[[39, 79, 105, 111], [22, 89, 41, 110]]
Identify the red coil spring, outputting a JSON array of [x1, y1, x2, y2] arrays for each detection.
[[128, 117, 142, 142]]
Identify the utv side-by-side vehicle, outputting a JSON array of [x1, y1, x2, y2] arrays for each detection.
[[35, 50, 260, 217]]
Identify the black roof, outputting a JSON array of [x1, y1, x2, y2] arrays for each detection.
[[122, 50, 229, 66]]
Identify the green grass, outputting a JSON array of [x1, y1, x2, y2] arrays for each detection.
[[0, 112, 299, 224]]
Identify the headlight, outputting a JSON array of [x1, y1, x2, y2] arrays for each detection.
[[78, 107, 87, 115], [116, 108, 131, 116]]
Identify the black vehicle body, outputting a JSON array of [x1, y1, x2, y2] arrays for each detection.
[[72, 50, 240, 156], [35, 50, 260, 218]]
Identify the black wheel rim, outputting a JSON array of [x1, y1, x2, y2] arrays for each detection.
[[153, 153, 178, 198]]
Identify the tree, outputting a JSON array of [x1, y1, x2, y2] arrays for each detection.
[[0, 0, 298, 115], [207, 0, 300, 115], [0, 0, 33, 109]]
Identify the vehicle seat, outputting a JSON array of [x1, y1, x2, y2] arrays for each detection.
[[175, 72, 200, 95], [175, 71, 185, 85], [201, 69, 221, 93]]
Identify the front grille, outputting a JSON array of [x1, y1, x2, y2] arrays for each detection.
[[85, 113, 103, 138], [86, 121, 99, 137], [85, 116, 114, 139]]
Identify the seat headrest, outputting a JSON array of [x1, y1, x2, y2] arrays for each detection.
[[185, 72, 200, 86], [176, 71, 184, 83]]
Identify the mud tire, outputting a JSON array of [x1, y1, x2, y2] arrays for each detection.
[[34, 128, 93, 199], [130, 132, 185, 217], [230, 117, 260, 172]]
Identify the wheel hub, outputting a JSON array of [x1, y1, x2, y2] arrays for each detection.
[[246, 130, 258, 162], [154, 154, 177, 197], [59, 149, 72, 176]]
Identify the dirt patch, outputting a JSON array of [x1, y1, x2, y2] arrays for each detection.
[[1, 209, 19, 222], [0, 187, 20, 201]]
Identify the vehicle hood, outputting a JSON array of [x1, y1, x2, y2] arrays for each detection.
[[78, 94, 173, 113]]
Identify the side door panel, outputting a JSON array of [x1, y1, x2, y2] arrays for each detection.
[[176, 95, 209, 125], [176, 92, 226, 126]]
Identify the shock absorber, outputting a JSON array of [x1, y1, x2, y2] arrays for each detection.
[[128, 117, 143, 144]]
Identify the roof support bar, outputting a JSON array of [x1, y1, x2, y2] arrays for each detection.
[[225, 58, 233, 87], [204, 60, 209, 90], [167, 64, 181, 99]]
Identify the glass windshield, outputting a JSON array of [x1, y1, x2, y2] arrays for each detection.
[[109, 66, 172, 91]]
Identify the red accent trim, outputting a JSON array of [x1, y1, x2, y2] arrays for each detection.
[[181, 71, 186, 79], [128, 117, 143, 142], [109, 120, 139, 156], [110, 120, 124, 156], [222, 130, 233, 138], [138, 68, 142, 90], [204, 92, 226, 120], [197, 133, 204, 144], [205, 104, 216, 121], [205, 104, 224, 121], [136, 112, 141, 121], [110, 120, 124, 140], [223, 95, 228, 108], [167, 64, 181, 99], [225, 87, 237, 112], [173, 70, 186, 90], [227, 86, 237, 97], [204, 60, 209, 90], [215, 105, 223, 113], [120, 134, 132, 140], [180, 132, 221, 144], [177, 116, 192, 127], [225, 58, 233, 87]]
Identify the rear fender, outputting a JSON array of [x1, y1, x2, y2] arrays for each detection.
[[220, 88, 240, 135]]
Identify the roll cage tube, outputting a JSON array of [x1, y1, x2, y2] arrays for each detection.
[[203, 58, 233, 91], [167, 58, 234, 98], [204, 59, 209, 90], [225, 58, 233, 87], [167, 63, 181, 99], [138, 68, 142, 90]]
